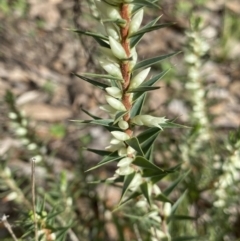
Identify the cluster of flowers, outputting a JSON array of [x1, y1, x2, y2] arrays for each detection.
[[8, 106, 44, 163], [214, 141, 240, 208]]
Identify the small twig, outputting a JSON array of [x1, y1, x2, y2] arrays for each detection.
[[31, 158, 38, 241], [133, 223, 143, 241], [0, 214, 19, 241]]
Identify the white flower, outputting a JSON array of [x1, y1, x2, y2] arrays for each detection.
[[118, 147, 127, 156]]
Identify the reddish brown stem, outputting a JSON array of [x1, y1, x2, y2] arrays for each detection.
[[120, 4, 133, 137]]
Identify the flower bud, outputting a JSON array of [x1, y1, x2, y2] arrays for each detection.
[[106, 87, 122, 98], [8, 112, 17, 120], [109, 36, 127, 60], [129, 9, 144, 35], [129, 67, 151, 89], [163, 202, 172, 217], [106, 95, 126, 111], [111, 131, 130, 141], [27, 143, 37, 151], [15, 127, 27, 136], [118, 120, 129, 130], [99, 58, 122, 78]]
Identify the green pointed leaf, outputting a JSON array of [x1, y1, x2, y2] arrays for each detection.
[[120, 172, 136, 203], [172, 236, 199, 241], [128, 86, 160, 93], [151, 173, 169, 184], [142, 169, 166, 178], [130, 93, 146, 118], [163, 170, 190, 196], [89, 175, 124, 184], [81, 108, 102, 120], [154, 193, 173, 204], [165, 163, 182, 173], [145, 145, 153, 161], [171, 215, 196, 221], [133, 156, 164, 172], [113, 111, 128, 124], [73, 29, 108, 41], [130, 16, 161, 48], [74, 73, 109, 89], [161, 121, 190, 129], [114, 191, 141, 212], [84, 148, 117, 157], [136, 127, 161, 155], [129, 23, 172, 38], [131, 0, 160, 9], [168, 190, 188, 221], [93, 36, 110, 48], [140, 182, 151, 205], [125, 137, 144, 156], [142, 69, 170, 87], [71, 119, 114, 127], [133, 69, 169, 101], [83, 73, 123, 81], [86, 155, 122, 172], [133, 52, 181, 71]]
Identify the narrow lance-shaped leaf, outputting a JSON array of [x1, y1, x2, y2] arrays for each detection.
[[130, 15, 161, 48], [83, 73, 123, 81], [129, 23, 173, 38], [127, 86, 160, 93], [125, 137, 144, 156], [113, 111, 128, 124], [73, 29, 108, 41], [154, 193, 173, 204], [119, 172, 136, 204], [86, 155, 122, 172], [81, 108, 102, 120], [84, 148, 117, 157], [168, 190, 188, 223], [133, 52, 181, 71], [140, 182, 151, 206], [74, 73, 109, 89], [130, 93, 146, 118], [133, 156, 164, 172], [163, 170, 190, 196]]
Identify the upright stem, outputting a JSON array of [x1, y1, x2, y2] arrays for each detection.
[[120, 4, 133, 137]]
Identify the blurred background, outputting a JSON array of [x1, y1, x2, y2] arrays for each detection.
[[0, 0, 240, 240]]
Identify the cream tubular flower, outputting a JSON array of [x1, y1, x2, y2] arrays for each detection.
[[132, 115, 168, 129]]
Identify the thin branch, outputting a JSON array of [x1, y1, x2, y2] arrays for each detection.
[[0, 214, 19, 241], [31, 158, 38, 241]]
